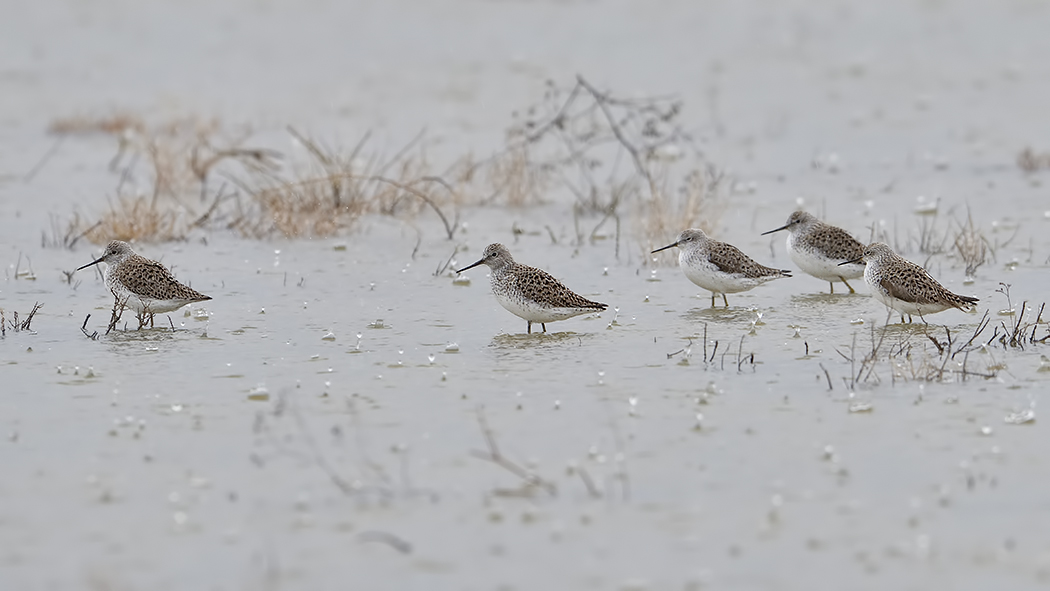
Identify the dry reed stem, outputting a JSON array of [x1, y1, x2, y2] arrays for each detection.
[[48, 113, 145, 136], [0, 302, 43, 335], [85, 195, 180, 244], [952, 210, 991, 276], [481, 146, 549, 207], [236, 128, 463, 239], [51, 79, 719, 245], [833, 314, 1003, 386], [642, 164, 728, 264], [51, 114, 274, 243]]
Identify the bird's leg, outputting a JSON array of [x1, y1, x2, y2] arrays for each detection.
[[710, 292, 716, 307], [527, 321, 532, 334], [841, 278, 856, 294], [542, 323, 547, 333], [722, 293, 729, 307], [829, 282, 835, 294]]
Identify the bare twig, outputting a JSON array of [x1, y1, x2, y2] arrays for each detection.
[[81, 314, 99, 340], [471, 406, 557, 497], [19, 303, 42, 331], [23, 136, 65, 182], [819, 363, 833, 390]]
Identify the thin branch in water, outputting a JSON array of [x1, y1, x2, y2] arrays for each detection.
[[23, 136, 66, 182], [819, 363, 833, 391], [358, 531, 412, 554], [470, 406, 557, 497], [433, 248, 457, 277], [81, 314, 99, 340]]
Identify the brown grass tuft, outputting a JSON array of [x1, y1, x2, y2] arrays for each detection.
[[232, 129, 460, 239], [49, 78, 730, 246], [481, 146, 551, 207], [951, 211, 992, 276], [1018, 147, 1050, 173], [50, 114, 277, 244], [640, 164, 728, 261], [84, 195, 182, 244], [48, 112, 145, 136]]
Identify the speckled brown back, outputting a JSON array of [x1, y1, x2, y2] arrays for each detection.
[[502, 264, 607, 310], [877, 257, 978, 309], [708, 241, 791, 279], [799, 222, 865, 261], [112, 254, 211, 302]]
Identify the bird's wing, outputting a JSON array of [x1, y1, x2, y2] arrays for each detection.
[[514, 266, 606, 310], [878, 264, 943, 306], [708, 242, 788, 278], [113, 256, 210, 301], [802, 224, 865, 261]]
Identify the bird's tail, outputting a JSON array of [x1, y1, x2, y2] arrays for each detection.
[[950, 293, 979, 311]]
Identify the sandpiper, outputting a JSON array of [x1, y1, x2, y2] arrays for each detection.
[[761, 210, 865, 294], [840, 242, 978, 323], [77, 240, 212, 326], [653, 228, 791, 307], [455, 243, 607, 334]]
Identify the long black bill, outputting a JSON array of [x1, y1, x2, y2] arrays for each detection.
[[455, 258, 485, 274], [838, 256, 864, 266], [76, 256, 105, 272], [651, 242, 678, 254], [760, 224, 790, 236]]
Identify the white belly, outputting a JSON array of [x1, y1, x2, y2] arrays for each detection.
[[680, 252, 764, 294], [108, 279, 194, 314], [492, 290, 590, 323], [788, 234, 865, 282]]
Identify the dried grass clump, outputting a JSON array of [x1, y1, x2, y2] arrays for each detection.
[[233, 128, 461, 239], [640, 164, 728, 261], [826, 286, 1050, 391], [48, 112, 145, 136], [50, 78, 729, 246], [51, 113, 467, 242], [238, 176, 357, 238], [864, 208, 1000, 276], [83, 195, 182, 244], [951, 212, 991, 277], [829, 316, 999, 390], [480, 146, 552, 207], [1018, 147, 1050, 173], [49, 113, 278, 244]]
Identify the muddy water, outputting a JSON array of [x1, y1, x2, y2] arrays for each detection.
[[4, 0, 1050, 589]]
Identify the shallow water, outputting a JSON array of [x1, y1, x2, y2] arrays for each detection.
[[4, 0, 1050, 590]]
